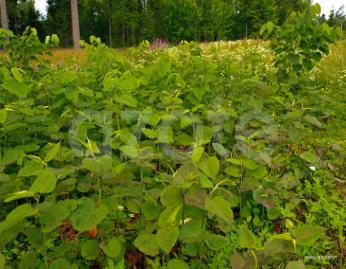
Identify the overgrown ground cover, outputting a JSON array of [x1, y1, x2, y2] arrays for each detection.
[[0, 31, 345, 269]]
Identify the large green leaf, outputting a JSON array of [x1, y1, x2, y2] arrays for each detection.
[[2, 79, 29, 98], [167, 259, 188, 269], [239, 224, 256, 248], [198, 156, 220, 178], [117, 94, 138, 107], [156, 227, 179, 254], [70, 198, 109, 232], [205, 196, 233, 225], [0, 204, 38, 233], [44, 143, 61, 163], [160, 186, 184, 207], [40, 200, 78, 233], [102, 238, 122, 258], [49, 258, 70, 269], [195, 125, 212, 145], [134, 234, 159, 257], [299, 151, 319, 164], [82, 155, 113, 173], [81, 240, 99, 260], [286, 260, 306, 269], [30, 169, 57, 194], [292, 224, 324, 246]]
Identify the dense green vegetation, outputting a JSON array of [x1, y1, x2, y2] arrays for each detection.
[[2, 0, 346, 46], [0, 13, 345, 267]]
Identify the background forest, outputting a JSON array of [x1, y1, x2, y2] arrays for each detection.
[[1, 0, 346, 47]]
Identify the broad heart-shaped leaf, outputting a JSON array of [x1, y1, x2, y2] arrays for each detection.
[[49, 258, 70, 269], [303, 115, 323, 128], [0, 253, 5, 268], [292, 224, 324, 246], [195, 125, 212, 145], [119, 145, 138, 158], [102, 238, 122, 258], [0, 109, 7, 124], [157, 126, 174, 144], [263, 234, 295, 255], [239, 224, 256, 248], [204, 233, 230, 250], [212, 143, 228, 157], [0, 204, 38, 233], [44, 143, 61, 162], [167, 259, 188, 269], [205, 196, 233, 225], [134, 234, 160, 257], [299, 151, 319, 164], [18, 161, 44, 177], [39, 200, 78, 233], [191, 146, 204, 163], [198, 156, 220, 178], [82, 155, 113, 173], [117, 94, 138, 107], [70, 198, 109, 232], [156, 227, 179, 254], [30, 169, 57, 194], [81, 240, 99, 260], [160, 185, 184, 207], [2, 78, 29, 98], [286, 260, 306, 269], [141, 128, 157, 139]]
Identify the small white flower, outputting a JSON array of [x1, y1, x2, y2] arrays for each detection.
[[117, 205, 124, 211], [129, 214, 135, 218], [309, 165, 316, 171]]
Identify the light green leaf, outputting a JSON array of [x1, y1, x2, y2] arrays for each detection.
[[299, 151, 319, 164], [2, 79, 29, 98], [141, 128, 156, 139], [195, 125, 212, 145], [212, 143, 228, 157], [40, 200, 78, 233], [134, 234, 159, 257], [44, 143, 61, 163], [205, 196, 233, 225], [304, 115, 323, 128], [18, 161, 44, 177], [239, 224, 256, 248], [224, 165, 242, 177], [118, 94, 138, 107], [156, 227, 179, 254], [204, 233, 229, 250], [292, 225, 324, 246], [119, 145, 138, 158], [191, 146, 204, 163], [243, 159, 258, 170], [70, 198, 109, 232], [160, 186, 183, 207], [5, 191, 35, 203], [286, 260, 306, 269], [167, 259, 188, 269], [49, 258, 70, 269], [0, 253, 5, 269], [0, 204, 38, 233], [82, 155, 113, 173], [157, 126, 174, 144], [0, 110, 7, 124], [30, 170, 57, 194], [198, 156, 220, 178], [102, 238, 122, 258], [81, 240, 99, 260]]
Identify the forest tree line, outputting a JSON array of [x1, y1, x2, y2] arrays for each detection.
[[1, 0, 345, 47]]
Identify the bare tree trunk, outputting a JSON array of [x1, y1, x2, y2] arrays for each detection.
[[71, 0, 81, 49], [0, 0, 9, 30]]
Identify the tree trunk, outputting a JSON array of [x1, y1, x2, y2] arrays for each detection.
[[107, 1, 112, 46], [0, 0, 9, 30], [71, 0, 80, 49]]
